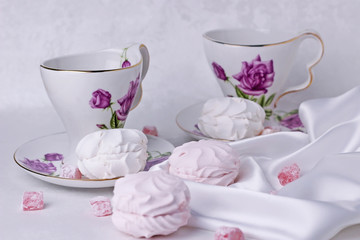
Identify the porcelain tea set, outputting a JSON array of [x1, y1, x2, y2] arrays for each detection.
[[14, 28, 324, 188]]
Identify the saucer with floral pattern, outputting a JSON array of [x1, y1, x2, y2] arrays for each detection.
[[14, 132, 174, 188], [176, 101, 305, 142]]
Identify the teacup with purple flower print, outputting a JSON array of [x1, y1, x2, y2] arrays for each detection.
[[90, 74, 140, 129], [212, 54, 276, 118]]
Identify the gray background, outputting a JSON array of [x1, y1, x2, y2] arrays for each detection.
[[1, 0, 359, 145]]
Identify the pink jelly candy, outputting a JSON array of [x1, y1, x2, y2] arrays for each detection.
[[23, 191, 44, 211], [278, 163, 300, 186], [90, 196, 112, 217], [142, 125, 158, 136], [260, 126, 280, 135], [60, 164, 82, 179], [214, 226, 245, 240], [269, 190, 277, 195]]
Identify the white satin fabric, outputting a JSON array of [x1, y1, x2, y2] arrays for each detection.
[[155, 86, 360, 240]]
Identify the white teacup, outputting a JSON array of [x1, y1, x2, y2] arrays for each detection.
[[40, 43, 149, 164], [203, 28, 324, 118]]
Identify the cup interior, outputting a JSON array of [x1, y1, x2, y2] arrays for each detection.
[[204, 28, 297, 46], [42, 48, 141, 71]]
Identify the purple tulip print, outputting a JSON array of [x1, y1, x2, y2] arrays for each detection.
[[90, 75, 140, 129], [115, 100, 130, 121], [121, 48, 131, 68], [44, 153, 64, 161], [144, 155, 170, 171], [96, 124, 108, 129], [233, 54, 275, 96], [89, 89, 112, 109], [22, 158, 57, 175], [280, 113, 304, 130], [144, 151, 171, 171], [192, 124, 207, 137], [212, 62, 228, 81], [116, 75, 140, 121], [122, 60, 131, 68]]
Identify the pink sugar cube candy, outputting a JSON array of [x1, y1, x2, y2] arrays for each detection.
[[278, 163, 300, 186], [142, 125, 158, 136], [23, 191, 44, 211], [269, 190, 277, 195], [90, 196, 112, 217], [214, 226, 245, 240], [60, 164, 82, 179], [260, 126, 280, 135]]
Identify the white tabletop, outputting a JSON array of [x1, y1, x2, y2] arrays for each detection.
[[1, 105, 360, 240]]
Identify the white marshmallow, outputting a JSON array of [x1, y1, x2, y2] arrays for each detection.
[[76, 129, 148, 179], [198, 97, 265, 140]]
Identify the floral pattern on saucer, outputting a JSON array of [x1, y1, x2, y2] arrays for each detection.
[[21, 150, 172, 178], [21, 153, 64, 176], [274, 109, 305, 131], [14, 133, 174, 188], [144, 151, 172, 171], [187, 108, 305, 141]]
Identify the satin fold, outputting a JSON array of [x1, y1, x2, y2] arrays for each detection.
[[155, 86, 360, 239]]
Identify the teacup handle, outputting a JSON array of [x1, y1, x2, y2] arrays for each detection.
[[274, 31, 324, 108], [130, 44, 150, 111], [139, 44, 150, 80]]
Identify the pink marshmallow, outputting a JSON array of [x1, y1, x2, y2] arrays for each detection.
[[23, 191, 44, 211], [60, 164, 82, 179], [90, 196, 112, 217], [214, 226, 245, 240], [278, 163, 300, 186], [142, 125, 158, 136]]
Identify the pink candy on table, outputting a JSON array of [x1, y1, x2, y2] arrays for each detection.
[[90, 196, 112, 217], [60, 164, 82, 179], [22, 191, 44, 211], [142, 125, 158, 136], [278, 163, 300, 186], [214, 226, 245, 240], [260, 126, 280, 135]]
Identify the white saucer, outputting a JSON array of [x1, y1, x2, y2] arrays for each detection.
[[176, 101, 305, 142], [14, 132, 174, 188]]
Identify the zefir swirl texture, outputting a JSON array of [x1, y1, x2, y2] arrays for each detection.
[[76, 129, 148, 179], [168, 140, 240, 186], [111, 171, 191, 238], [198, 97, 265, 140]]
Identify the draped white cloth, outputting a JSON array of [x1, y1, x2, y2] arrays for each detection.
[[156, 86, 360, 240]]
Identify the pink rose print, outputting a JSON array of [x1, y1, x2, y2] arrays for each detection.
[[233, 54, 275, 96], [22, 158, 57, 174], [212, 62, 228, 81], [89, 89, 112, 109], [44, 153, 64, 161], [280, 113, 304, 130], [90, 75, 140, 129], [209, 55, 276, 119]]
